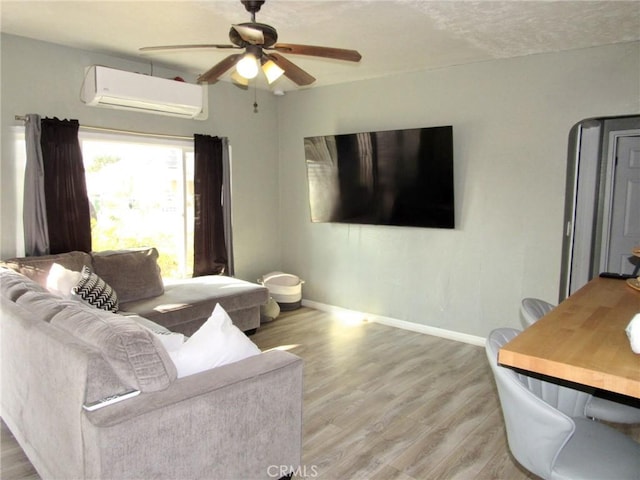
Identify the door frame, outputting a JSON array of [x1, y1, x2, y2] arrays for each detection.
[[597, 127, 640, 273], [559, 115, 640, 301]]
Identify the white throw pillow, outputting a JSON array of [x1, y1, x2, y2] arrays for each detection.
[[169, 304, 261, 378], [47, 262, 119, 312], [46, 262, 82, 298], [131, 314, 186, 352]]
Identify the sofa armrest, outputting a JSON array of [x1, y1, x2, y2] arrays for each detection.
[[81, 350, 303, 480]]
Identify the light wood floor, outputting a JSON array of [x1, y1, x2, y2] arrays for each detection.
[[2, 307, 639, 479]]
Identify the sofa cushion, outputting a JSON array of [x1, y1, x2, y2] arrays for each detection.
[[14, 290, 68, 322], [91, 248, 164, 303], [51, 303, 177, 392], [168, 304, 261, 378], [119, 275, 269, 330], [1, 267, 49, 301], [1, 251, 92, 288]]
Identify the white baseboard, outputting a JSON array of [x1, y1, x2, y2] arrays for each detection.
[[301, 299, 485, 347]]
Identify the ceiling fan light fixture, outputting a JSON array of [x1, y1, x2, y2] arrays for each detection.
[[236, 53, 259, 79], [140, 0, 361, 88], [261, 59, 284, 84], [231, 70, 249, 86]]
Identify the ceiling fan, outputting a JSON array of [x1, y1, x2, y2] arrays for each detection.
[[140, 0, 362, 87]]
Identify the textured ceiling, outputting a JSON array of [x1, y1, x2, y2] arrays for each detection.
[[1, 0, 639, 92]]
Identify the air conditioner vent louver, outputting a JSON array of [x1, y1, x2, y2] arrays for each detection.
[[81, 66, 207, 119]]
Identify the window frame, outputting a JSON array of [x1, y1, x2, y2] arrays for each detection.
[[78, 129, 195, 278]]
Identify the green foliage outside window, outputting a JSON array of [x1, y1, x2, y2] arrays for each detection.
[[84, 146, 194, 280], [90, 218, 184, 278]]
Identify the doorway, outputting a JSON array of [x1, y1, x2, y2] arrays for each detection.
[[600, 133, 640, 274], [559, 115, 640, 300]]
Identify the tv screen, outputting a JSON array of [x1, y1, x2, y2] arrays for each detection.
[[304, 125, 454, 228]]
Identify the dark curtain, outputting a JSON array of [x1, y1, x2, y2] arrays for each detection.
[[41, 118, 92, 254], [193, 134, 227, 276]]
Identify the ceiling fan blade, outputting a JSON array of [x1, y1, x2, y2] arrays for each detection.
[[232, 24, 264, 45], [267, 53, 316, 86], [197, 54, 242, 84], [140, 44, 238, 52], [272, 43, 361, 62]]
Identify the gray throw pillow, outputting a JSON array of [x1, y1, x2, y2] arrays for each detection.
[[91, 248, 164, 303]]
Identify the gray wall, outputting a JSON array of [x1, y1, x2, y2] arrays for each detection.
[[276, 42, 640, 337], [0, 34, 280, 283], [2, 33, 639, 338]]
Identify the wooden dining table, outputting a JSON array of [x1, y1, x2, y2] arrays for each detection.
[[498, 276, 640, 399]]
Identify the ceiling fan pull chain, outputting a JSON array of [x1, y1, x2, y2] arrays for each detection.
[[253, 86, 258, 113]]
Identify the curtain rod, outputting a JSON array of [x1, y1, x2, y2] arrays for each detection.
[[14, 115, 193, 141]]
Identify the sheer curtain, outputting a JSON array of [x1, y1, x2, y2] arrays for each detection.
[[23, 114, 49, 256], [193, 134, 233, 276], [40, 118, 92, 253], [221, 137, 234, 276]]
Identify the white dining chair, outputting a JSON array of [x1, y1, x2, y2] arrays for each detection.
[[520, 297, 555, 328], [486, 328, 640, 480], [520, 298, 640, 424]]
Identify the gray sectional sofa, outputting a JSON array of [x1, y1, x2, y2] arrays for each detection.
[[0, 264, 303, 479], [2, 247, 269, 335]]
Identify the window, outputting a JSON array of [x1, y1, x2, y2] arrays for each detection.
[[80, 131, 194, 279]]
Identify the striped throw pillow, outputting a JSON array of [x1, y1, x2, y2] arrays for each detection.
[[72, 265, 119, 313]]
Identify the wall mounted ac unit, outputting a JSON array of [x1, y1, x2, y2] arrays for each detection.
[[81, 65, 207, 119]]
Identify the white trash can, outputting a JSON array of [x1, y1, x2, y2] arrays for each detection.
[[259, 271, 304, 311]]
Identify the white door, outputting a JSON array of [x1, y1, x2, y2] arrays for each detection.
[[606, 135, 640, 274]]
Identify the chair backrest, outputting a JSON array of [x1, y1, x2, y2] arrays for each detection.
[[520, 298, 555, 328], [486, 328, 577, 479]]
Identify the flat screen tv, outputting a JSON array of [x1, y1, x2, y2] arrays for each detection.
[[304, 125, 454, 228]]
